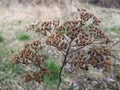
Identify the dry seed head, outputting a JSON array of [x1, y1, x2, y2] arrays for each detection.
[[24, 74, 33, 83], [102, 58, 112, 71], [24, 71, 45, 83], [59, 40, 68, 50], [42, 68, 51, 76], [46, 34, 64, 49], [87, 45, 112, 71], [93, 16, 101, 25], [32, 72, 43, 83], [12, 54, 19, 64], [72, 53, 89, 70]]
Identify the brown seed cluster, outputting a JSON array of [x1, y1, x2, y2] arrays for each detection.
[[24, 72, 43, 83], [55, 20, 86, 40], [77, 8, 101, 25], [12, 40, 42, 65], [75, 32, 93, 46], [12, 41, 42, 65], [12, 40, 44, 65], [88, 45, 112, 71], [73, 53, 89, 70], [27, 8, 110, 49], [12, 54, 19, 64], [24, 68, 50, 83], [46, 34, 68, 50], [12, 40, 50, 83], [89, 26, 110, 43], [72, 45, 112, 71], [35, 20, 60, 35], [77, 8, 94, 22], [93, 16, 101, 25]]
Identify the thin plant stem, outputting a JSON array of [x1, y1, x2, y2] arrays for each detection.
[[57, 40, 72, 90]]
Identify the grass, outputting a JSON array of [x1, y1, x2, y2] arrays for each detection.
[[0, 35, 4, 43], [17, 20, 24, 25], [108, 26, 120, 33], [44, 59, 64, 89], [0, 45, 8, 58], [0, 44, 16, 58], [17, 33, 30, 41], [0, 50, 6, 57], [0, 60, 27, 90], [44, 60, 60, 84], [105, 26, 120, 38], [0, 61, 24, 79]]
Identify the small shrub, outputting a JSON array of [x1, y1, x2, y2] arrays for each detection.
[[17, 34, 30, 41], [12, 8, 120, 90]]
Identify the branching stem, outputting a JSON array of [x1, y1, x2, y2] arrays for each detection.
[[57, 40, 72, 90]]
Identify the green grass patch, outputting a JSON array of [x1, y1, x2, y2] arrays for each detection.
[[109, 26, 120, 32], [0, 35, 4, 43], [106, 26, 120, 33], [0, 46, 9, 58], [44, 59, 64, 89], [0, 50, 6, 57], [0, 61, 24, 78], [0, 45, 14, 58], [0, 60, 27, 90], [105, 26, 120, 38], [17, 20, 23, 25], [17, 33, 30, 41], [44, 60, 60, 84]]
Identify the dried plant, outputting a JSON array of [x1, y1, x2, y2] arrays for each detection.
[[12, 8, 116, 90]]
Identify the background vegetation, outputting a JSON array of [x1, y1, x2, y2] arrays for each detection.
[[87, 0, 120, 8]]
